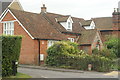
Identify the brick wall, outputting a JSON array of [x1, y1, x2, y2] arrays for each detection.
[[0, 23, 2, 34], [40, 40, 48, 64], [112, 11, 120, 37], [100, 31, 113, 42], [1, 11, 40, 65], [79, 46, 92, 55]]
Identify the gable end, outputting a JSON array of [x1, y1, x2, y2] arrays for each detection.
[[0, 9, 34, 39]]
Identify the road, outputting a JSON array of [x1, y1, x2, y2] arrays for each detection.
[[18, 67, 118, 78]]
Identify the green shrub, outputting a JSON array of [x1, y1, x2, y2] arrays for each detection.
[[92, 48, 99, 55], [105, 37, 120, 58], [1, 35, 22, 77], [0, 37, 2, 77], [92, 48, 116, 59], [46, 41, 112, 72]]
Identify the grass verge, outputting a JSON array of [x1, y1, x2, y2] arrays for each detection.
[[3, 72, 32, 78]]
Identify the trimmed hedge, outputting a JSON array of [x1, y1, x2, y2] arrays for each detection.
[[1, 35, 22, 77], [46, 41, 112, 72], [0, 37, 2, 77]]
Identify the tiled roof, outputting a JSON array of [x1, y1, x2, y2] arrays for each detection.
[[78, 29, 97, 45], [56, 16, 69, 22], [92, 17, 113, 30], [42, 12, 85, 34], [10, 9, 67, 40], [82, 20, 92, 26], [72, 17, 86, 33]]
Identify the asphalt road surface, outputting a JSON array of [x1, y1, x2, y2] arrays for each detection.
[[18, 67, 119, 78]]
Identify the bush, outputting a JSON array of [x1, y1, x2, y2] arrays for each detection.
[[46, 41, 112, 72], [92, 48, 99, 55], [92, 48, 116, 59], [118, 59, 120, 70], [105, 37, 120, 58], [1, 35, 22, 77], [46, 41, 84, 66]]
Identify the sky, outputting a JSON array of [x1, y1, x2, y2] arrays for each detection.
[[19, 0, 119, 20]]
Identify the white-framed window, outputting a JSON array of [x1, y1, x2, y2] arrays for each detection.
[[47, 40, 57, 48], [68, 22, 71, 28], [3, 22, 14, 35], [68, 38, 74, 42], [67, 21, 72, 31]]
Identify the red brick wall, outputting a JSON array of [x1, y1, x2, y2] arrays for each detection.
[[91, 32, 104, 50], [40, 40, 48, 64], [112, 12, 120, 37], [79, 46, 92, 55], [1, 11, 40, 65], [0, 23, 2, 34], [100, 31, 113, 42]]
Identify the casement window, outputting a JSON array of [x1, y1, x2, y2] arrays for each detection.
[[48, 40, 57, 48], [3, 22, 14, 35], [67, 22, 72, 31], [68, 38, 74, 42], [68, 22, 71, 28]]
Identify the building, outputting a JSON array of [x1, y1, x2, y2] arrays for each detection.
[[0, 0, 23, 17], [112, 2, 120, 37], [0, 2, 103, 65], [82, 1, 120, 42], [0, 0, 23, 34]]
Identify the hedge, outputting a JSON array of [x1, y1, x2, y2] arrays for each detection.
[[46, 41, 112, 72], [1, 35, 22, 77], [0, 37, 2, 77]]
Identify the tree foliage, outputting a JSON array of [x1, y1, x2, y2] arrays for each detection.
[[46, 41, 112, 72], [105, 37, 120, 58]]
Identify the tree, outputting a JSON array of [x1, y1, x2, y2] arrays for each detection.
[[105, 37, 120, 58]]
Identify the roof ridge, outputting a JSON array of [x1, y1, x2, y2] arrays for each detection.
[[46, 12, 69, 17], [9, 8, 39, 15], [91, 17, 112, 19]]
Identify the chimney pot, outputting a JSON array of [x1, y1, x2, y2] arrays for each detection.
[[114, 8, 116, 12], [41, 4, 47, 13]]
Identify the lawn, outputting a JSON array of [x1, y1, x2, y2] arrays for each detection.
[[2, 72, 32, 79]]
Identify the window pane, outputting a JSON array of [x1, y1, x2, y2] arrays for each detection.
[[9, 23, 11, 30], [68, 22, 70, 28], [7, 23, 9, 30], [4, 23, 6, 30]]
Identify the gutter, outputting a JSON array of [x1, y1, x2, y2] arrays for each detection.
[[62, 32, 81, 35], [34, 38, 61, 41], [79, 44, 91, 46]]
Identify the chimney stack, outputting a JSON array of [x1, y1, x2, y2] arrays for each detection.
[[112, 1, 120, 32], [41, 4, 47, 13]]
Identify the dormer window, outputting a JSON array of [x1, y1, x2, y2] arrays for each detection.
[[83, 20, 95, 30], [57, 16, 73, 31]]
